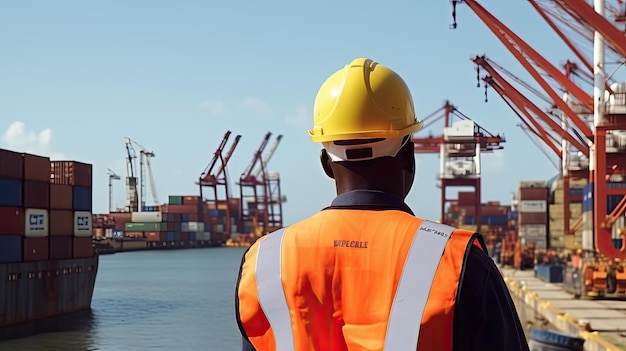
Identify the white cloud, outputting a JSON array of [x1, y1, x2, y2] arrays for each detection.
[[1, 121, 65, 159], [242, 97, 274, 117], [285, 106, 309, 128], [199, 100, 225, 115]]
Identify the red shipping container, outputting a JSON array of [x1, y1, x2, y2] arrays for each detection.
[[188, 213, 199, 221], [145, 231, 167, 242], [49, 210, 73, 236], [519, 212, 547, 225], [22, 153, 50, 182], [166, 222, 175, 231], [162, 204, 200, 214], [23, 180, 50, 209], [50, 161, 92, 187], [0, 207, 24, 235], [73, 237, 94, 258], [23, 237, 49, 262], [0, 149, 24, 179], [458, 192, 475, 206], [481, 206, 508, 216], [125, 231, 144, 238], [50, 184, 73, 210], [519, 187, 548, 201], [180, 232, 189, 241], [460, 206, 475, 216], [50, 236, 73, 259], [183, 196, 201, 205]]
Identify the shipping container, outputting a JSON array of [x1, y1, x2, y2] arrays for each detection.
[[49, 236, 73, 259], [181, 222, 204, 232], [183, 196, 201, 205], [519, 224, 547, 239], [24, 208, 49, 237], [0, 149, 24, 179], [189, 232, 197, 241], [23, 237, 49, 261], [93, 228, 104, 237], [72, 186, 92, 211], [580, 182, 626, 214], [22, 153, 50, 182], [166, 232, 175, 241], [49, 209, 74, 236], [131, 211, 162, 223], [105, 228, 113, 238], [168, 195, 184, 205], [49, 184, 73, 210], [508, 211, 518, 220], [161, 204, 200, 214], [145, 231, 167, 242], [23, 180, 50, 209], [0, 207, 24, 235], [519, 187, 548, 201], [125, 222, 167, 231], [50, 161, 92, 187], [112, 230, 124, 238], [180, 232, 190, 241], [519, 200, 547, 213], [73, 237, 94, 258], [518, 212, 547, 225], [519, 180, 547, 188], [74, 211, 92, 237], [0, 235, 22, 263], [0, 178, 22, 207], [125, 231, 144, 238]]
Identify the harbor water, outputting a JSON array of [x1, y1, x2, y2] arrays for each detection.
[[0, 247, 249, 351]]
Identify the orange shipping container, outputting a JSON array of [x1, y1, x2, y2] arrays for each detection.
[[93, 228, 104, 237], [23, 237, 49, 262], [22, 153, 50, 182], [49, 210, 74, 236], [183, 196, 201, 205], [125, 231, 144, 238], [50, 161, 92, 187], [50, 184, 73, 210], [145, 231, 167, 242], [73, 237, 94, 258]]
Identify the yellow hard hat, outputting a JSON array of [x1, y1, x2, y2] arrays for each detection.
[[309, 58, 423, 145]]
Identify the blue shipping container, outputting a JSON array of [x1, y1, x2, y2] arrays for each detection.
[[72, 186, 92, 211], [508, 211, 518, 220], [463, 216, 476, 225], [181, 214, 189, 222], [0, 235, 22, 263], [207, 209, 220, 218], [167, 232, 175, 241], [0, 178, 22, 207], [189, 232, 197, 241], [112, 230, 124, 238], [581, 182, 625, 213], [482, 215, 508, 226]]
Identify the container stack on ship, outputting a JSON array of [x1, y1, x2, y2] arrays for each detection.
[[0, 148, 98, 327], [547, 177, 586, 251]]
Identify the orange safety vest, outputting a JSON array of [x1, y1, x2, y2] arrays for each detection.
[[237, 209, 483, 351]]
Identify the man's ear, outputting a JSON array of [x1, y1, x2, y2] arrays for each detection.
[[320, 149, 335, 179]]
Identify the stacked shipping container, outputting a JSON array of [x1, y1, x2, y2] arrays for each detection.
[[547, 177, 586, 250], [518, 181, 548, 250], [0, 149, 94, 263], [581, 182, 626, 250]]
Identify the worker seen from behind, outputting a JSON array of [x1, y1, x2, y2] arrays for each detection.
[[235, 58, 530, 350]]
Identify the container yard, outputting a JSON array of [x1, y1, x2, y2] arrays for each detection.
[[0, 148, 98, 327]]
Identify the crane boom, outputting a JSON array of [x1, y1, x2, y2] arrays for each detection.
[[255, 134, 283, 178]]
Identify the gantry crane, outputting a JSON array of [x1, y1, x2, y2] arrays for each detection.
[[453, 0, 626, 259], [197, 131, 241, 243], [412, 101, 505, 238], [238, 132, 284, 238], [124, 137, 159, 212], [107, 168, 121, 213]]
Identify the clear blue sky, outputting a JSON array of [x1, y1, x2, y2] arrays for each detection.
[[2, 1, 623, 225]]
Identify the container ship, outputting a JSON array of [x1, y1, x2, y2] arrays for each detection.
[[0, 148, 97, 327]]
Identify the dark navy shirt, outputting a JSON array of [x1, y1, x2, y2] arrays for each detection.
[[237, 190, 530, 351]]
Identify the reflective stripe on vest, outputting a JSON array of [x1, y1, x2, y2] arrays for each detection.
[[255, 220, 454, 350], [255, 228, 293, 351]]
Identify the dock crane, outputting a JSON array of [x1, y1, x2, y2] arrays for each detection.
[[453, 0, 626, 259], [124, 137, 159, 212], [238, 132, 284, 238], [412, 101, 505, 241], [107, 168, 121, 213], [198, 131, 241, 244]]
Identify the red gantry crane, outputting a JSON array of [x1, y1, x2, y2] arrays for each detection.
[[198, 130, 241, 244], [453, 0, 626, 259], [238, 132, 284, 239], [412, 101, 505, 239]]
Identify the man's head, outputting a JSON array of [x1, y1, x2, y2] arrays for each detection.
[[309, 58, 423, 198]]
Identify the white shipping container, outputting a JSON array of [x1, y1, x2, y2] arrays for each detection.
[[105, 228, 113, 238], [188, 222, 204, 232], [521, 237, 547, 250], [213, 224, 225, 233], [519, 224, 547, 238], [24, 209, 49, 237], [196, 232, 211, 241], [519, 200, 547, 213], [74, 211, 92, 237], [131, 211, 162, 223]]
